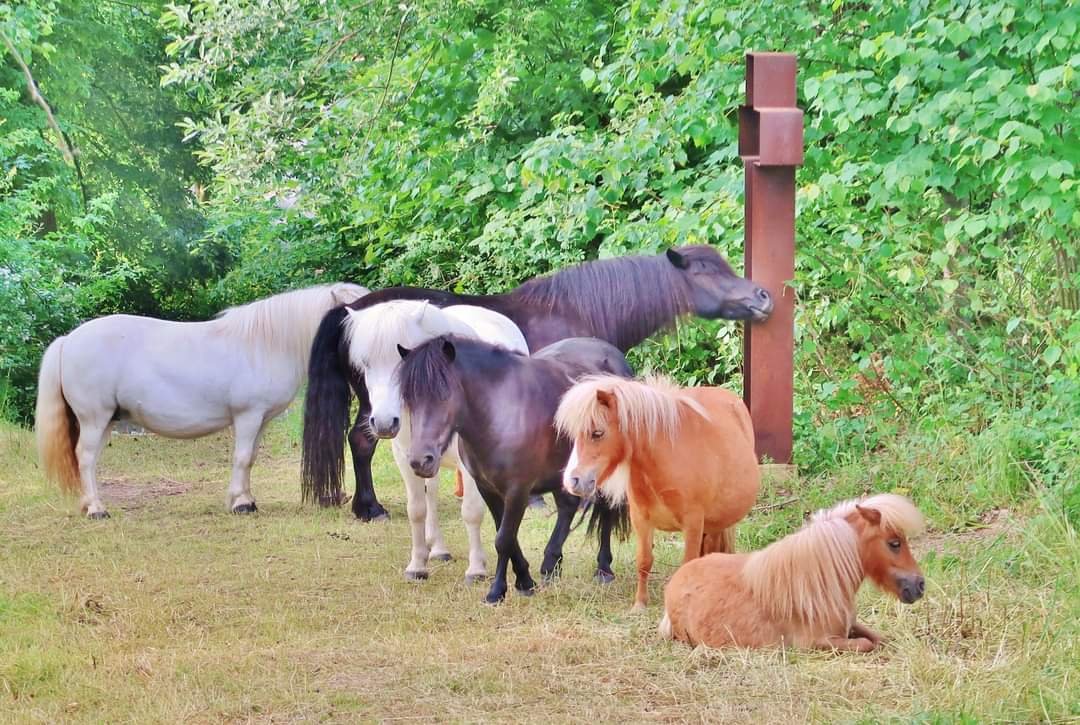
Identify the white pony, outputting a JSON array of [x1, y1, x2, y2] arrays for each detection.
[[35, 283, 368, 518], [342, 300, 528, 582]]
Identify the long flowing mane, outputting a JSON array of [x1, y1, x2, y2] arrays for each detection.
[[741, 494, 925, 629], [554, 375, 708, 442], [397, 335, 464, 408], [342, 300, 471, 368], [215, 283, 366, 367], [510, 253, 695, 350]]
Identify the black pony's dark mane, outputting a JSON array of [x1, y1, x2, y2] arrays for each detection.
[[398, 336, 521, 409], [508, 247, 715, 350]]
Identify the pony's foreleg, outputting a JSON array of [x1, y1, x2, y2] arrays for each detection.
[[227, 412, 266, 513], [633, 521, 655, 610], [425, 477, 452, 562], [483, 489, 533, 604], [459, 470, 488, 583], [75, 415, 111, 519], [391, 440, 431, 581], [347, 379, 389, 521], [813, 634, 878, 653], [849, 621, 883, 646], [540, 486, 578, 581]]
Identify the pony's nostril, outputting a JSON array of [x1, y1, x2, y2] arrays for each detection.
[[392, 417, 400, 428], [422, 454, 435, 468], [757, 288, 771, 302], [369, 416, 377, 428], [916, 576, 925, 594]]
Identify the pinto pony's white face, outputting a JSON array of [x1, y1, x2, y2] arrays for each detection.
[[344, 302, 459, 439]]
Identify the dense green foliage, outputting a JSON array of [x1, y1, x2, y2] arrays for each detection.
[[2, 0, 1077, 516]]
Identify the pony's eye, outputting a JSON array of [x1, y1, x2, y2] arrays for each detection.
[[590, 429, 605, 440], [888, 539, 902, 551]]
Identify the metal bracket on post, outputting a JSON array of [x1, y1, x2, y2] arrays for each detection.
[[740, 52, 803, 470]]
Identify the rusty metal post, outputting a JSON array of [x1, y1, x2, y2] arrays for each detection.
[[739, 53, 803, 465]]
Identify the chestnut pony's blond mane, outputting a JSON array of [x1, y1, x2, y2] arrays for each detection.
[[741, 494, 925, 629], [554, 374, 708, 442]]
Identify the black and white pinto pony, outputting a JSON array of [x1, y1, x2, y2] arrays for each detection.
[[302, 245, 774, 522], [398, 335, 633, 604], [35, 283, 367, 518], [340, 300, 528, 582]]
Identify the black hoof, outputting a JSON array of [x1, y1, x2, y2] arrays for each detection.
[[405, 570, 429, 581], [232, 503, 258, 514], [464, 573, 489, 584], [430, 553, 453, 562], [357, 509, 390, 523], [87, 511, 110, 520], [516, 586, 536, 597], [484, 591, 506, 605], [594, 569, 616, 584]]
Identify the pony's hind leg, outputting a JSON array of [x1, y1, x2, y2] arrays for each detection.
[[459, 470, 488, 583], [75, 414, 111, 519], [391, 440, 432, 580], [346, 380, 389, 521], [632, 522, 655, 610], [227, 412, 267, 513]]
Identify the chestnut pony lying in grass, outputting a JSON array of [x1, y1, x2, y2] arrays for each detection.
[[556, 375, 760, 609], [660, 493, 926, 652]]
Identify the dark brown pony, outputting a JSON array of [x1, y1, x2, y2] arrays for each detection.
[[397, 335, 633, 604], [301, 246, 773, 520], [556, 375, 760, 608], [660, 494, 926, 651]]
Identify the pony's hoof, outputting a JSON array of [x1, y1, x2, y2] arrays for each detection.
[[87, 511, 110, 520], [404, 570, 429, 581], [464, 573, 488, 584], [484, 591, 506, 605], [631, 602, 647, 612], [594, 569, 615, 585], [516, 586, 536, 597], [429, 552, 453, 562], [232, 503, 258, 514], [357, 510, 390, 523]]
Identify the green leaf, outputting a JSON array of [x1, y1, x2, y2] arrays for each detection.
[[1043, 346, 1062, 367], [896, 266, 912, 284], [1006, 318, 1021, 334], [937, 278, 959, 295], [580, 67, 596, 87]]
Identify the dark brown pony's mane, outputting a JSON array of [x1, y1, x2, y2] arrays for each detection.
[[398, 337, 462, 409], [509, 250, 712, 350]]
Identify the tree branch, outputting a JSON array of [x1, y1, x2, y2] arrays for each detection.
[[0, 27, 76, 166]]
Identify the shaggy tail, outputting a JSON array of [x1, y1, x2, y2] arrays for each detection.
[[702, 527, 738, 556], [658, 611, 673, 640], [586, 495, 631, 544], [35, 337, 80, 495], [301, 306, 353, 505]]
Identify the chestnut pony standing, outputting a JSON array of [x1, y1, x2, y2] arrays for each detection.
[[659, 493, 926, 651], [556, 376, 760, 609]]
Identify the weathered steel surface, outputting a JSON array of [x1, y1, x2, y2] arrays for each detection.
[[740, 52, 803, 465]]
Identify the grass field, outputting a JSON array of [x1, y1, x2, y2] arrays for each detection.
[[1, 407, 1077, 723]]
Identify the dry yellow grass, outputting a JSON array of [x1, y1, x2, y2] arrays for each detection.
[[0, 411, 1076, 723]]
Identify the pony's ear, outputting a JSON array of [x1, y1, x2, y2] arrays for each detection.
[[856, 504, 882, 526], [441, 338, 456, 362], [397, 344, 411, 360], [666, 248, 688, 269], [595, 389, 615, 408]]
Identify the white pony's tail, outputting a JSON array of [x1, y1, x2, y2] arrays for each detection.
[[35, 337, 81, 495], [658, 610, 673, 640]]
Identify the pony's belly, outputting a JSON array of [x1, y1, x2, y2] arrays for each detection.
[[126, 406, 233, 439]]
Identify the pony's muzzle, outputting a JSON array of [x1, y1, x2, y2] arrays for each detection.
[[564, 473, 596, 499], [749, 287, 773, 321], [410, 453, 438, 479], [369, 415, 401, 439], [897, 574, 925, 604]]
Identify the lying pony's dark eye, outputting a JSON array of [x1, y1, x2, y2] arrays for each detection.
[[590, 429, 605, 440], [887, 539, 902, 551]]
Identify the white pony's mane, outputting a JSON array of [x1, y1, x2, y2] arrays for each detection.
[[741, 494, 925, 629], [215, 283, 366, 366], [342, 300, 473, 369], [554, 374, 708, 442]]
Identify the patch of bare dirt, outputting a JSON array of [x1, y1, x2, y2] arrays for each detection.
[[920, 507, 1018, 553], [99, 476, 192, 510]]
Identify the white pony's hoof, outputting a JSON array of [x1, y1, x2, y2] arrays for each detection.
[[87, 510, 110, 520], [231, 503, 258, 514], [464, 572, 488, 584], [404, 570, 429, 581], [429, 552, 453, 562]]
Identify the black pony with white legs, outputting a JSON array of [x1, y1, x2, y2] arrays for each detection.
[[302, 245, 773, 521], [397, 335, 632, 603]]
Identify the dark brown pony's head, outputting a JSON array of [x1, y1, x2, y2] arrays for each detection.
[[397, 336, 464, 479], [665, 246, 773, 322], [848, 503, 925, 604]]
